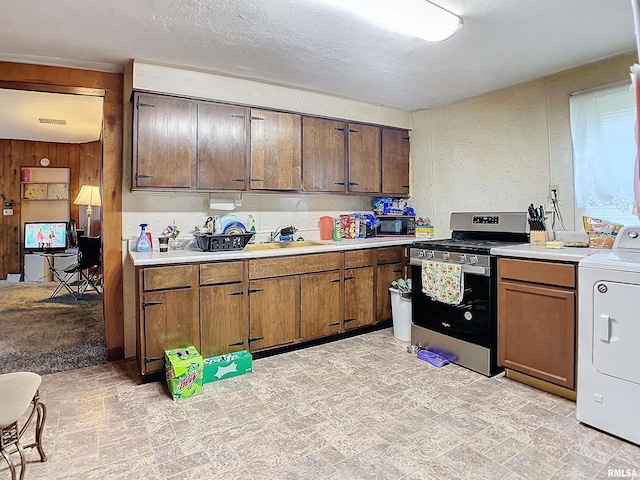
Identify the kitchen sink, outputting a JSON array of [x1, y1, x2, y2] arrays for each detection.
[[243, 240, 333, 251]]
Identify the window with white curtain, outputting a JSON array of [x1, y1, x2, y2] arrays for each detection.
[[569, 83, 637, 226]]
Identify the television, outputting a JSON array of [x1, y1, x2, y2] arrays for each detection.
[[24, 221, 68, 252]]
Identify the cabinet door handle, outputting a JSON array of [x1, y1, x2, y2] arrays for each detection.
[[231, 178, 245, 183], [228, 340, 245, 347], [344, 318, 356, 323], [228, 291, 244, 296], [143, 301, 163, 307], [329, 278, 341, 283], [231, 114, 245, 118], [402, 136, 410, 141], [144, 356, 163, 363], [248, 337, 264, 343], [599, 314, 611, 343], [334, 127, 345, 132], [248, 288, 263, 294], [334, 182, 345, 186], [348, 182, 359, 186], [328, 322, 340, 327], [250, 178, 264, 182], [402, 185, 410, 188], [136, 101, 156, 109], [348, 128, 358, 133], [251, 116, 264, 121], [136, 173, 154, 180], [344, 276, 355, 281]]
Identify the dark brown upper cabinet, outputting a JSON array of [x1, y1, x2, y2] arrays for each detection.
[[197, 103, 248, 190], [133, 92, 197, 189], [347, 123, 381, 193], [131, 91, 410, 195], [302, 117, 346, 192], [381, 128, 410, 195], [250, 109, 302, 191]]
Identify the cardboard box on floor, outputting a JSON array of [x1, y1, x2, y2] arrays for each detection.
[[165, 346, 203, 400], [203, 350, 253, 383]]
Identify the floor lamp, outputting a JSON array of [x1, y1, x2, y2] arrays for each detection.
[[73, 185, 101, 237]]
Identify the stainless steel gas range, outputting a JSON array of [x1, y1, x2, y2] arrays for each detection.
[[410, 212, 529, 376]]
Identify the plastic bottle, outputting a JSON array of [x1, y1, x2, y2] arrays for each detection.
[[136, 224, 151, 252], [213, 216, 222, 234], [333, 218, 342, 242], [319, 216, 333, 240], [247, 214, 256, 244]]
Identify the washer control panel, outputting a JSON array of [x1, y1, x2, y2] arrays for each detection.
[[614, 226, 640, 250]]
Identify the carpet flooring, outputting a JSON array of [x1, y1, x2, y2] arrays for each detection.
[[0, 282, 107, 375]]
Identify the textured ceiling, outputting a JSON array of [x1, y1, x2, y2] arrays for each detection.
[[0, 0, 636, 111]]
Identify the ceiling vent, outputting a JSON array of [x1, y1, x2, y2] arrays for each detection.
[[38, 118, 67, 125]]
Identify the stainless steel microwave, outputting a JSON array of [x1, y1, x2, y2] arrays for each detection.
[[375, 215, 416, 237]]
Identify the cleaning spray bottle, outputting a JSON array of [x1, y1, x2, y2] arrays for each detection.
[[247, 214, 256, 244], [136, 223, 151, 252]]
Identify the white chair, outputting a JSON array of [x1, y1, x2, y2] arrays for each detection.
[[0, 372, 47, 480]]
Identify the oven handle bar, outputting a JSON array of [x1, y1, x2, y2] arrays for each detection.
[[409, 258, 490, 276]]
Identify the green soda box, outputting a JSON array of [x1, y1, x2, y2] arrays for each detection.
[[165, 346, 204, 400], [203, 350, 253, 384]]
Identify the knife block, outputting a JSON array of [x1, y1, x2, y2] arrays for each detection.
[[530, 230, 546, 246]]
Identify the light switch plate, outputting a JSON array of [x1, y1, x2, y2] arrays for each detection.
[[3, 208, 13, 216]]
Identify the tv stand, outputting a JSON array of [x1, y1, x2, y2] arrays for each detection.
[[23, 252, 78, 283], [23, 252, 53, 282]]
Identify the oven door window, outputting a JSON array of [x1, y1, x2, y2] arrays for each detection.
[[411, 264, 493, 347]]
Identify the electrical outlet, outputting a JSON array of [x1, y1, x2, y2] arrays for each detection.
[[3, 209, 13, 216], [549, 184, 559, 200]]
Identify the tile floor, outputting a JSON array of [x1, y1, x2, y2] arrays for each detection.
[[4, 329, 640, 480]]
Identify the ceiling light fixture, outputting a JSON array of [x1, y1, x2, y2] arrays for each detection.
[[322, 0, 463, 42]]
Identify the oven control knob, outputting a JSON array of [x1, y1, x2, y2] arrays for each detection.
[[442, 252, 450, 260], [418, 251, 426, 258], [628, 230, 639, 239], [459, 254, 467, 263], [427, 251, 435, 259], [470, 256, 478, 264]]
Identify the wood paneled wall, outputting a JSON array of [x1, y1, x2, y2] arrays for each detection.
[[0, 140, 102, 278], [0, 62, 124, 361]]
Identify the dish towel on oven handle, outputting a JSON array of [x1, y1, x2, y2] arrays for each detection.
[[421, 260, 464, 305]]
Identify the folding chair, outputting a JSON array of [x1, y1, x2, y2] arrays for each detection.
[[49, 236, 102, 300]]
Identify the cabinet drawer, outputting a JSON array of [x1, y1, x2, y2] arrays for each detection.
[[200, 261, 243, 285], [144, 265, 193, 291], [499, 258, 575, 289], [250, 253, 343, 279], [376, 247, 404, 265], [345, 249, 374, 268]]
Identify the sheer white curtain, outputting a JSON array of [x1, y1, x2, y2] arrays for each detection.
[[570, 83, 638, 225]]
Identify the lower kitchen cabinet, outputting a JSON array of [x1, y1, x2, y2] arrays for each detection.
[[498, 257, 577, 390], [137, 265, 199, 375], [301, 271, 342, 340], [200, 284, 247, 357], [135, 246, 407, 379], [375, 247, 405, 322], [248, 276, 300, 350], [344, 250, 375, 330], [199, 261, 247, 357]]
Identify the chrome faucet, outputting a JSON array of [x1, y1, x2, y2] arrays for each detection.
[[269, 225, 298, 242]]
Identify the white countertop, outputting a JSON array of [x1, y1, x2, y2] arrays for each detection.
[[491, 243, 604, 262], [129, 237, 413, 266]]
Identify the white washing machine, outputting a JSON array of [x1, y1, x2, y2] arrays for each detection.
[[577, 225, 640, 446]]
